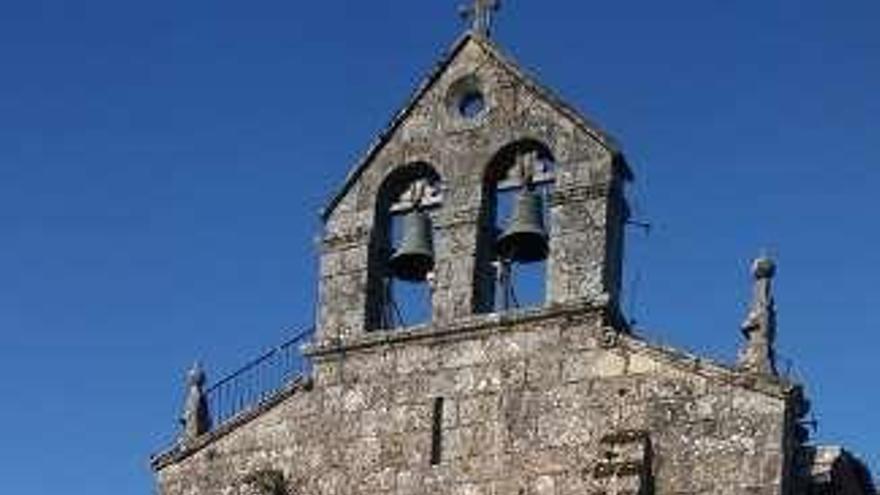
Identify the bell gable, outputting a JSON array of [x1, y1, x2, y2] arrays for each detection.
[[317, 33, 632, 344]]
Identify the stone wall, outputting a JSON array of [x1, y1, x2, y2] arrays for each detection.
[[154, 306, 797, 495]]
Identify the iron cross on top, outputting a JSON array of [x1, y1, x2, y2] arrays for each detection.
[[460, 0, 502, 37]]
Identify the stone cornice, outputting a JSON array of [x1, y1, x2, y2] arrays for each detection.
[[305, 300, 613, 359], [308, 300, 797, 399]]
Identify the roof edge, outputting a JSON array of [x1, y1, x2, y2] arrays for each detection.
[[621, 329, 799, 400], [470, 37, 628, 163], [319, 33, 475, 221], [320, 33, 633, 222]]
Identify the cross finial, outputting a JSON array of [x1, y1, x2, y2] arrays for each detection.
[[459, 0, 502, 38]]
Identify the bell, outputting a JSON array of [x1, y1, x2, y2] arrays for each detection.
[[389, 209, 435, 281], [496, 187, 549, 263]]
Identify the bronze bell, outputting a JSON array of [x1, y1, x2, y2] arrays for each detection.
[[389, 208, 435, 281], [496, 187, 548, 263]]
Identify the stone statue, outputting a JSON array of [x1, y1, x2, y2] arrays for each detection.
[[739, 256, 778, 375], [180, 362, 211, 443]]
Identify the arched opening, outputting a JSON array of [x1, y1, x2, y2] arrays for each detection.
[[474, 140, 556, 314], [366, 163, 443, 331]]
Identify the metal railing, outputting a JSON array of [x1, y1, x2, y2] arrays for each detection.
[[204, 327, 315, 430]]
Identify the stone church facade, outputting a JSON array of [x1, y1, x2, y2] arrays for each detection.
[[150, 10, 876, 495]]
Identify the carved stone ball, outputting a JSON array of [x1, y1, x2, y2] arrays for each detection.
[[752, 257, 776, 279]]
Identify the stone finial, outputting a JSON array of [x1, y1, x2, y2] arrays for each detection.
[[738, 256, 778, 375], [459, 0, 501, 38], [180, 361, 211, 443]]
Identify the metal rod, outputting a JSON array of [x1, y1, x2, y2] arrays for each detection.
[[202, 327, 315, 430]]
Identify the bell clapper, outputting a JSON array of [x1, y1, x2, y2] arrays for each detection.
[[493, 257, 520, 311], [381, 275, 407, 329]]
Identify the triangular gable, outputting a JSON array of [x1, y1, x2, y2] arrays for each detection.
[[321, 32, 630, 222]]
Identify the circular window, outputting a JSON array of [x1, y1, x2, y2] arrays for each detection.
[[458, 91, 486, 119], [446, 75, 487, 121]]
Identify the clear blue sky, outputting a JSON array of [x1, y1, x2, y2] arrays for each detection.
[[0, 1, 877, 493]]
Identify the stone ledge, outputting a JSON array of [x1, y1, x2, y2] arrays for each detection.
[[308, 302, 796, 400], [305, 299, 615, 360]]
